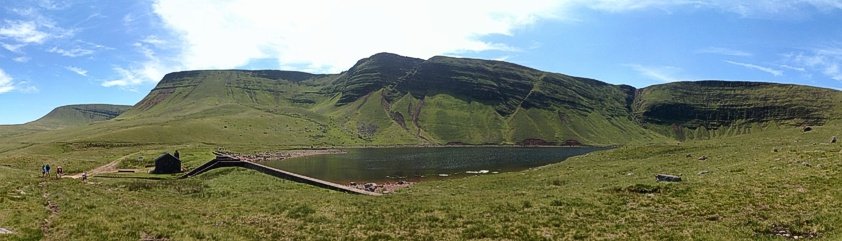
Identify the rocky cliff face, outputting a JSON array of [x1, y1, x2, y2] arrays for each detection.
[[633, 81, 836, 139]]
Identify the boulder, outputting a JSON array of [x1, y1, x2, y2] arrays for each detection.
[[655, 174, 682, 182], [698, 155, 708, 161]]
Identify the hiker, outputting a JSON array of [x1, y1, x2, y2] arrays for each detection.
[[41, 164, 47, 177], [56, 166, 64, 178], [81, 172, 88, 182], [174, 150, 180, 159], [44, 164, 51, 178]]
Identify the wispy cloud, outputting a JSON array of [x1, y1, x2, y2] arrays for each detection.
[[48, 46, 93, 57], [141, 35, 166, 47], [696, 47, 752, 57], [626, 64, 685, 82], [779, 64, 806, 72], [65, 66, 88, 76], [580, 0, 842, 17], [14, 81, 38, 93], [102, 44, 169, 89], [0, 21, 49, 44], [725, 60, 783, 76], [787, 47, 842, 81], [1, 42, 25, 53], [0, 68, 36, 94], [0, 68, 15, 93], [13, 56, 30, 62]]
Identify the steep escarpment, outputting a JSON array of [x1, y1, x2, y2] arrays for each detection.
[[633, 81, 837, 140], [13, 53, 841, 146], [331, 54, 663, 145], [332, 53, 424, 105], [396, 56, 538, 116]]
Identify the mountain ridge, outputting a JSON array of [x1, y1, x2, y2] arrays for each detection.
[[8, 52, 840, 146]]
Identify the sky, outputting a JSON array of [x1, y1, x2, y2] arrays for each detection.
[[2, 0, 842, 124]]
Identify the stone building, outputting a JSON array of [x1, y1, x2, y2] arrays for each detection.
[[152, 153, 181, 174]]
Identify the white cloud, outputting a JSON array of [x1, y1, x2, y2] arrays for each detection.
[[103, 63, 168, 88], [122, 14, 135, 27], [696, 47, 752, 57], [102, 0, 842, 89], [562, 0, 842, 17], [0, 69, 15, 93], [65, 66, 88, 76], [141, 35, 166, 47], [102, 47, 169, 89], [0, 21, 48, 44], [788, 50, 842, 80], [13, 56, 30, 62], [47, 46, 94, 57], [584, 0, 708, 12], [724, 60, 783, 76], [1, 42, 25, 53], [151, 0, 568, 73], [627, 64, 685, 82], [0, 69, 40, 94], [14, 81, 39, 93], [779, 64, 806, 72]]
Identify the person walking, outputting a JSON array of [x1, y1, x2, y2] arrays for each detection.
[[81, 171, 88, 182], [56, 166, 64, 178], [44, 164, 51, 178], [41, 164, 47, 177]]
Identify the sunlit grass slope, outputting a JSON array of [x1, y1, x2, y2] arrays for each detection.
[[1, 119, 840, 240]]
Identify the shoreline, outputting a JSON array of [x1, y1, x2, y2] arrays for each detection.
[[222, 145, 608, 161], [287, 144, 607, 149], [228, 149, 347, 162]]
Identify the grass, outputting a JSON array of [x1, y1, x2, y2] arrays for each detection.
[[3, 57, 842, 240], [1, 121, 841, 240]]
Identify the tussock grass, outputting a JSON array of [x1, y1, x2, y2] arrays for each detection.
[[0, 123, 840, 240]]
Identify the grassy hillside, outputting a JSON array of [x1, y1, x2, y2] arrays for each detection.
[[0, 104, 131, 143], [1, 117, 841, 240], [26, 104, 131, 129], [634, 81, 840, 140], [3, 53, 842, 240], [4, 53, 675, 147]]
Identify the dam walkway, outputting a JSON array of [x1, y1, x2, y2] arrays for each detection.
[[181, 153, 381, 196]]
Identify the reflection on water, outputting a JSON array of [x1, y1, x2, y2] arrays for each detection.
[[264, 147, 601, 183]]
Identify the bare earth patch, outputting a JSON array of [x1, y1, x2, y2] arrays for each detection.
[[0, 227, 13, 234]]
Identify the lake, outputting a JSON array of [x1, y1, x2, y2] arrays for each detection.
[[264, 147, 602, 183]]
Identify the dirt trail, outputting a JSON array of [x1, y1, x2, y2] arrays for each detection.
[[65, 159, 119, 179], [66, 152, 140, 179], [39, 182, 59, 237]]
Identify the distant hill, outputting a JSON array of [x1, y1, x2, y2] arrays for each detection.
[[26, 104, 132, 129], [4, 53, 840, 146], [633, 81, 839, 140]]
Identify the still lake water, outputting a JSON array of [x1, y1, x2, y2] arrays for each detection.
[[264, 147, 601, 183]]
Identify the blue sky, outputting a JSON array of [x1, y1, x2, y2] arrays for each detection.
[[2, 0, 842, 124]]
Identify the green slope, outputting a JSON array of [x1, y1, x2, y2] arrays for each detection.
[[0, 104, 131, 143], [7, 53, 842, 147], [27, 104, 132, 129], [633, 81, 841, 140]]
